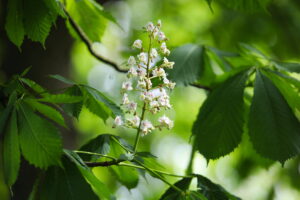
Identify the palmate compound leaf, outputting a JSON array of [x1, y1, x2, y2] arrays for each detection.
[[248, 70, 300, 164], [3, 109, 20, 186], [192, 69, 250, 160], [18, 103, 62, 169]]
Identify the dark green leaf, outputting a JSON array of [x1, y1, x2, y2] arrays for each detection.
[[38, 93, 83, 104], [192, 70, 250, 160], [24, 98, 66, 127], [0, 92, 17, 135], [274, 62, 300, 73], [18, 103, 62, 169], [196, 174, 241, 200], [40, 157, 99, 200], [62, 85, 84, 118], [3, 109, 20, 186], [160, 178, 192, 200], [168, 44, 204, 85], [64, 150, 112, 199], [23, 0, 57, 45], [5, 0, 24, 47], [66, 0, 108, 42], [49, 74, 76, 85], [19, 78, 47, 95], [248, 70, 300, 163]]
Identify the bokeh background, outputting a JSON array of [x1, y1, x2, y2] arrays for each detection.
[[1, 0, 300, 199]]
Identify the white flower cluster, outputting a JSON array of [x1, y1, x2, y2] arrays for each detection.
[[114, 20, 175, 135]]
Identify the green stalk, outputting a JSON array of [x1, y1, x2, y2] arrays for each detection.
[[74, 150, 116, 161], [133, 35, 153, 152]]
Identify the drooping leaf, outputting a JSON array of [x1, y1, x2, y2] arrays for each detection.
[[81, 85, 122, 120], [248, 70, 300, 163], [38, 93, 83, 104], [64, 150, 112, 199], [160, 177, 192, 200], [0, 92, 17, 135], [40, 156, 99, 200], [23, 0, 57, 45], [168, 44, 204, 85], [3, 109, 20, 186], [24, 98, 66, 127], [192, 70, 250, 160], [196, 174, 241, 200], [62, 85, 84, 118], [65, 0, 108, 42], [19, 78, 47, 95], [5, 0, 24, 47], [18, 103, 62, 169], [49, 74, 76, 85], [274, 61, 300, 73]]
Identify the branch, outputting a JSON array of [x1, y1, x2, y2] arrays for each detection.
[[63, 7, 211, 91], [63, 7, 127, 73], [85, 160, 123, 167]]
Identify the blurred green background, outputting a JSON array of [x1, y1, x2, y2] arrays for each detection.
[[1, 0, 300, 199]]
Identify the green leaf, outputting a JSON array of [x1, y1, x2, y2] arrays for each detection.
[[81, 85, 122, 119], [5, 0, 24, 47], [62, 85, 84, 118], [0, 92, 17, 135], [248, 70, 300, 163], [160, 178, 192, 200], [262, 70, 300, 115], [192, 70, 250, 160], [168, 44, 204, 85], [39, 93, 83, 104], [64, 150, 112, 199], [49, 74, 76, 85], [18, 103, 62, 169], [66, 0, 108, 42], [24, 98, 66, 127], [23, 0, 57, 45], [3, 109, 20, 186], [274, 61, 300, 73], [19, 78, 47, 95], [196, 174, 241, 200], [40, 156, 99, 200]]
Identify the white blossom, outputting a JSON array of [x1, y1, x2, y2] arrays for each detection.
[[138, 52, 147, 64], [122, 81, 133, 91], [137, 67, 147, 77], [145, 22, 155, 32], [160, 42, 170, 56], [150, 48, 158, 59], [158, 31, 167, 41], [137, 79, 146, 89], [127, 115, 140, 128], [133, 39, 142, 49], [140, 91, 154, 102], [158, 115, 174, 129], [122, 93, 130, 105], [152, 68, 166, 78], [113, 116, 123, 127], [161, 57, 174, 69], [126, 102, 137, 113], [157, 19, 162, 28], [127, 67, 137, 78], [141, 120, 155, 135], [128, 56, 136, 66]]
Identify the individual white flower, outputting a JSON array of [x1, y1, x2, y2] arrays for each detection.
[[150, 48, 158, 59], [158, 31, 167, 41], [145, 78, 152, 89], [158, 115, 174, 129], [133, 39, 142, 49], [152, 68, 166, 78], [128, 56, 136, 66], [141, 119, 155, 135], [137, 67, 147, 78], [149, 101, 160, 114], [140, 91, 154, 102], [160, 42, 170, 56], [157, 19, 162, 28], [138, 52, 147, 64], [127, 115, 140, 128], [153, 27, 159, 38], [126, 101, 137, 113], [163, 78, 176, 89], [122, 93, 130, 105], [161, 57, 174, 69], [113, 116, 123, 127], [127, 67, 137, 78], [145, 22, 155, 32], [122, 81, 133, 91], [137, 79, 146, 89]]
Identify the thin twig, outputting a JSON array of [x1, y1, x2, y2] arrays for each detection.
[[85, 160, 123, 167]]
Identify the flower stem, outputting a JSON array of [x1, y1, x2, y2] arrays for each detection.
[[74, 150, 116, 160], [133, 35, 153, 152]]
